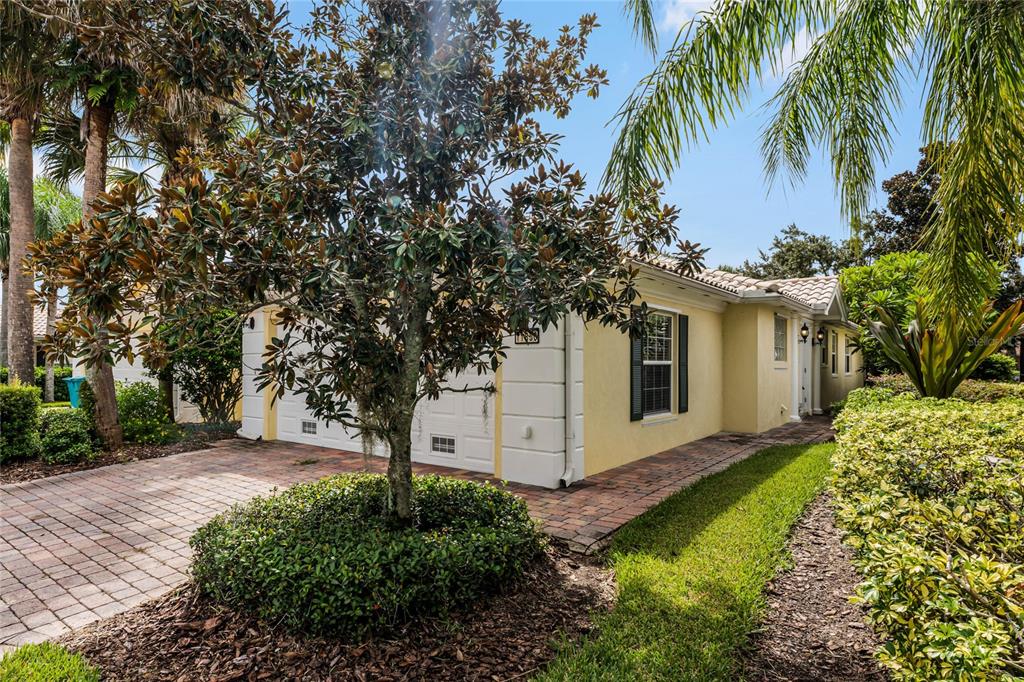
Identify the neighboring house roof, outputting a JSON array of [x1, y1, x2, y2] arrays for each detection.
[[635, 255, 845, 318], [33, 310, 48, 339]]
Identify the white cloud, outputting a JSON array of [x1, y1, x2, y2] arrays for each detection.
[[778, 26, 815, 73], [659, 0, 713, 36]]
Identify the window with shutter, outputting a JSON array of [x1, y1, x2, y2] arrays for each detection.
[[678, 314, 689, 413]]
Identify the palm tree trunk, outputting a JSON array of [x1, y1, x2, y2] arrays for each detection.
[[82, 100, 123, 450], [5, 118, 37, 385], [1, 269, 9, 369], [44, 291, 56, 402]]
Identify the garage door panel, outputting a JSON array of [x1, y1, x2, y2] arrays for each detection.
[[277, 372, 496, 474]]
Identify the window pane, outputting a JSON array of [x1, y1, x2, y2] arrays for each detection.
[[642, 364, 672, 415], [643, 313, 672, 362], [774, 315, 787, 361]]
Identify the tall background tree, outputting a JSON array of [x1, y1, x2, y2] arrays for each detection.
[[614, 0, 1024, 323], [0, 4, 60, 384], [12, 0, 277, 447], [33, 0, 684, 522], [722, 223, 858, 279]]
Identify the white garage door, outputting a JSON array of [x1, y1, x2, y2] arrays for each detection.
[[276, 372, 495, 474]]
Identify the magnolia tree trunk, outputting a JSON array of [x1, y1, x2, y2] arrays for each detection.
[[1, 270, 9, 368], [82, 101, 123, 449], [5, 118, 37, 385], [44, 292, 57, 402], [385, 413, 415, 521]]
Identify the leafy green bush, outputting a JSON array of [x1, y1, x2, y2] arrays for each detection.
[[971, 352, 1018, 381], [116, 381, 179, 444], [0, 365, 75, 402], [0, 642, 99, 682], [39, 408, 94, 464], [191, 473, 544, 637], [832, 398, 1024, 680], [868, 374, 1024, 402], [0, 382, 42, 462]]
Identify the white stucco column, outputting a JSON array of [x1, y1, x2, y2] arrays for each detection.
[[812, 326, 823, 414], [790, 317, 802, 422]]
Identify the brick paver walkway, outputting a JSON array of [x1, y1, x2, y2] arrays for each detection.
[[1, 416, 832, 650]]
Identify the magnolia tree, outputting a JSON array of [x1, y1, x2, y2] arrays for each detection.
[[34, 0, 690, 522]]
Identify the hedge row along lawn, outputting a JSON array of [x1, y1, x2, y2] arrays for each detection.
[[539, 442, 834, 681], [832, 389, 1024, 680]]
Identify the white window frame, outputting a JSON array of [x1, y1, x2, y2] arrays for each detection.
[[844, 335, 853, 375], [830, 331, 839, 376], [773, 314, 788, 363], [641, 310, 674, 417]]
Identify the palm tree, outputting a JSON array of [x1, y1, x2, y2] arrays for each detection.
[[0, 166, 10, 369], [0, 5, 61, 384], [32, 178, 80, 400], [613, 1, 1024, 320]]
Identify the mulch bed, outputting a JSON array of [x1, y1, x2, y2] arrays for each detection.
[[0, 428, 237, 485], [742, 493, 888, 681], [60, 542, 615, 681]]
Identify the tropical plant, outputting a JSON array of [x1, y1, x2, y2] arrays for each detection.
[[616, 0, 1024, 320], [33, 0, 683, 524], [22, 0, 278, 449], [0, 4, 62, 384], [867, 299, 1024, 398]]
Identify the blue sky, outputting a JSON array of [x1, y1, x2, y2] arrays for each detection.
[[494, 1, 929, 268], [293, 1, 927, 267]]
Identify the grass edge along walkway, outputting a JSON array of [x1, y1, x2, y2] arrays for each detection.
[[538, 442, 834, 681]]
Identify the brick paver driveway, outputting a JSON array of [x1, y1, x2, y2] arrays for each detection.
[[1, 416, 832, 649]]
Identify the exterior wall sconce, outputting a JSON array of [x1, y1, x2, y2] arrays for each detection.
[[812, 326, 826, 345], [799, 322, 810, 343]]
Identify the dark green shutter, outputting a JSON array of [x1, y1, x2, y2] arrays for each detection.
[[630, 308, 643, 422], [678, 314, 689, 413]]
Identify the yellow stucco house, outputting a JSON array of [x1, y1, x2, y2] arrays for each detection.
[[239, 261, 863, 488]]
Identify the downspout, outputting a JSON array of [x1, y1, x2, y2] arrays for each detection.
[[560, 315, 575, 487]]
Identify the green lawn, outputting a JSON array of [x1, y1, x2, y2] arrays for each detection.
[[538, 442, 834, 681]]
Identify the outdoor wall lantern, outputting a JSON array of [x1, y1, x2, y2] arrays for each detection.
[[814, 326, 826, 345], [799, 322, 810, 343]]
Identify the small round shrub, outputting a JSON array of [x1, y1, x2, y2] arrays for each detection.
[[191, 473, 544, 637], [39, 408, 94, 464], [116, 381, 180, 444], [0, 642, 99, 682], [0, 382, 42, 462], [970, 352, 1018, 381]]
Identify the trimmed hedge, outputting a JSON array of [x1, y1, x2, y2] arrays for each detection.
[[0, 642, 99, 682], [0, 382, 42, 462], [971, 353, 1018, 381], [191, 474, 544, 637], [832, 396, 1024, 680], [0, 365, 74, 402], [867, 373, 1024, 402], [39, 408, 93, 464]]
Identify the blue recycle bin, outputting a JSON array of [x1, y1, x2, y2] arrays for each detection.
[[64, 376, 87, 408]]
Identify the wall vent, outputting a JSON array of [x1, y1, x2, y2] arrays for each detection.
[[430, 435, 456, 454], [301, 420, 318, 435]]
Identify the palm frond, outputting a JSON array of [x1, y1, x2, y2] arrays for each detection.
[[605, 0, 830, 201], [623, 0, 659, 55], [761, 0, 918, 222], [919, 0, 1024, 320]]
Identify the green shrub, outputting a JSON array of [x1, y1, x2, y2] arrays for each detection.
[[0, 382, 42, 462], [832, 398, 1024, 680], [41, 401, 72, 409], [970, 352, 1018, 381], [0, 642, 99, 682], [77, 378, 96, 429], [191, 473, 544, 637], [867, 373, 1024, 402], [39, 408, 94, 464], [0, 365, 74, 402], [116, 381, 179, 444]]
